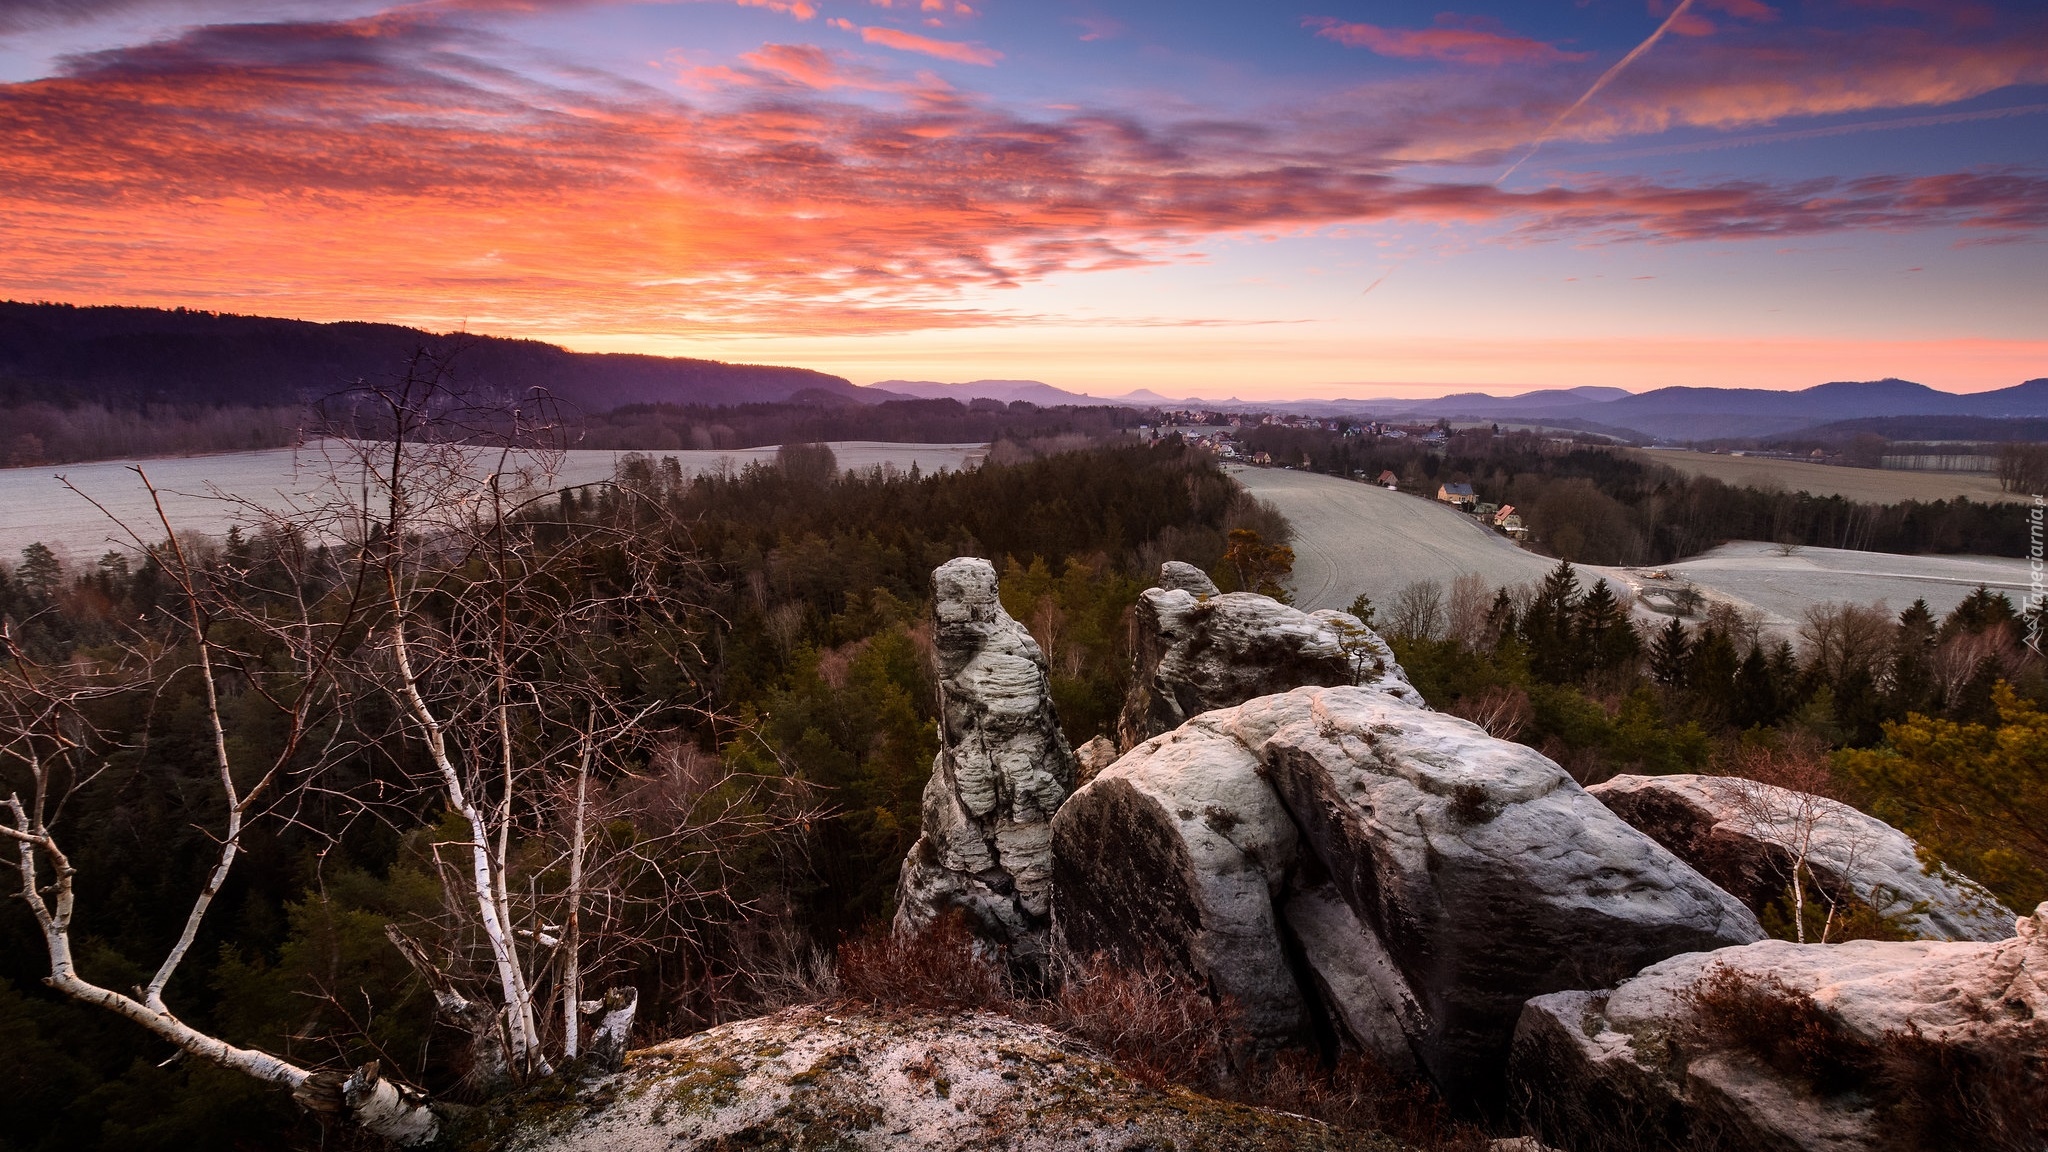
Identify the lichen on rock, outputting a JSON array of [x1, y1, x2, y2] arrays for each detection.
[[484, 1007, 1406, 1152]]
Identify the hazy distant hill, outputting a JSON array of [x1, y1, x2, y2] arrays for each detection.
[[0, 301, 862, 412], [898, 376, 2048, 443]]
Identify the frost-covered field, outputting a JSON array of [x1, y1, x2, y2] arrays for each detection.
[[0, 441, 986, 561], [1232, 467, 2036, 634], [1659, 542, 2035, 629], [1630, 449, 2019, 505], [1229, 466, 1635, 613]]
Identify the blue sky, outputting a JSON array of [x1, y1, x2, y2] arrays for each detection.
[[0, 0, 2042, 396]]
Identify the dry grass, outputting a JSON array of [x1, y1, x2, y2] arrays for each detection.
[[1681, 963, 2048, 1152], [827, 918, 1490, 1150]]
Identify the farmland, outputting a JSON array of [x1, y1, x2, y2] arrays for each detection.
[[1233, 466, 2037, 635], [1228, 466, 1632, 612], [0, 441, 987, 560], [1630, 449, 2020, 504]]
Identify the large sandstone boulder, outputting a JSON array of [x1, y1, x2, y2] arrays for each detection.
[[1055, 686, 1763, 1105], [895, 558, 1076, 965], [1117, 565, 1418, 751], [1589, 774, 2014, 943], [1050, 719, 1311, 1045], [483, 1007, 1385, 1151], [1510, 903, 2048, 1152]]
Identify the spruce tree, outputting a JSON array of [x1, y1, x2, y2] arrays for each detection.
[[1889, 598, 1938, 717], [1732, 644, 1780, 729], [1484, 587, 1516, 648], [1648, 617, 1691, 687], [1522, 559, 1581, 681]]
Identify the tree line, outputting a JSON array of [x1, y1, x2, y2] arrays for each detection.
[[1238, 424, 2029, 561]]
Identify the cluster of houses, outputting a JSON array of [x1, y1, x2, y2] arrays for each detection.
[[1434, 481, 1527, 540]]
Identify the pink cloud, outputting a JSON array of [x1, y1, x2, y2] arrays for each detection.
[[858, 25, 1000, 65], [1306, 14, 1592, 66]]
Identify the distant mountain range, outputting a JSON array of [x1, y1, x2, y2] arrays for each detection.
[[864, 378, 2048, 442], [3, 303, 2040, 444], [0, 301, 859, 411]]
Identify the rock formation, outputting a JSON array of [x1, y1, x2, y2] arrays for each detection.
[[1054, 685, 1763, 1105], [1511, 902, 2048, 1152], [1117, 563, 1419, 749], [1590, 773, 2014, 943], [895, 558, 1076, 966], [487, 1007, 1372, 1152]]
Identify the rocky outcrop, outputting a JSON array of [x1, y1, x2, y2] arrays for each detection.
[[1117, 565, 1419, 750], [1511, 903, 2048, 1152], [1051, 719, 1313, 1045], [485, 1007, 1380, 1152], [895, 559, 1076, 966], [1054, 686, 1763, 1105], [1589, 774, 2015, 943]]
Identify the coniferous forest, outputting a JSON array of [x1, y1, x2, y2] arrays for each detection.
[[2, 400, 2043, 1150]]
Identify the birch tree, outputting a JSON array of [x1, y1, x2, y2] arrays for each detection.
[[2, 352, 814, 1142]]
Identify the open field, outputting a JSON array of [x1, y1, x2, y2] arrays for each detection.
[[1630, 449, 2019, 504], [1657, 542, 2036, 630], [1232, 467, 2038, 637], [1228, 466, 1632, 612], [0, 441, 987, 561]]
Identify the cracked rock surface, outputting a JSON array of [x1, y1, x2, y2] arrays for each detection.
[[895, 558, 1076, 965], [1056, 686, 1762, 1105], [1117, 566, 1417, 751]]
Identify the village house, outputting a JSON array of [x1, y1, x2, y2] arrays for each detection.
[[1436, 482, 1475, 508]]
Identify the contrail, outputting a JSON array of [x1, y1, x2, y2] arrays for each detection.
[[1496, 0, 1697, 186], [1359, 1, 1698, 297]]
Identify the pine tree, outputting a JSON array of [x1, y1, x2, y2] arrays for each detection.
[[1575, 578, 1639, 676], [1522, 559, 1581, 681], [1732, 644, 1780, 729], [1941, 584, 2018, 640], [1648, 617, 1691, 687], [16, 542, 60, 600], [1889, 598, 1938, 717]]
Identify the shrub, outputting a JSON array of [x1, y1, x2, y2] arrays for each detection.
[[1681, 965, 2048, 1151], [1039, 951, 1236, 1089], [831, 913, 1009, 1012], [1679, 964, 1874, 1094]]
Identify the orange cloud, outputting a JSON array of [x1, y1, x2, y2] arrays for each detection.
[[1306, 14, 1592, 66], [858, 25, 1000, 65], [0, 11, 2040, 342]]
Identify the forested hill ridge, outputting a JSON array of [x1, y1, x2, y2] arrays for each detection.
[[0, 301, 860, 411]]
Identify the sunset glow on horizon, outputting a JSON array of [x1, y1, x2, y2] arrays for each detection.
[[2, 0, 2044, 398]]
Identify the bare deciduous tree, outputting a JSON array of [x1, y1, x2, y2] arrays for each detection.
[[2, 352, 817, 1143], [1720, 742, 1878, 945], [1387, 579, 1445, 642]]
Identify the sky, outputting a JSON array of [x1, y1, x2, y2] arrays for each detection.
[[0, 0, 2044, 399]]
